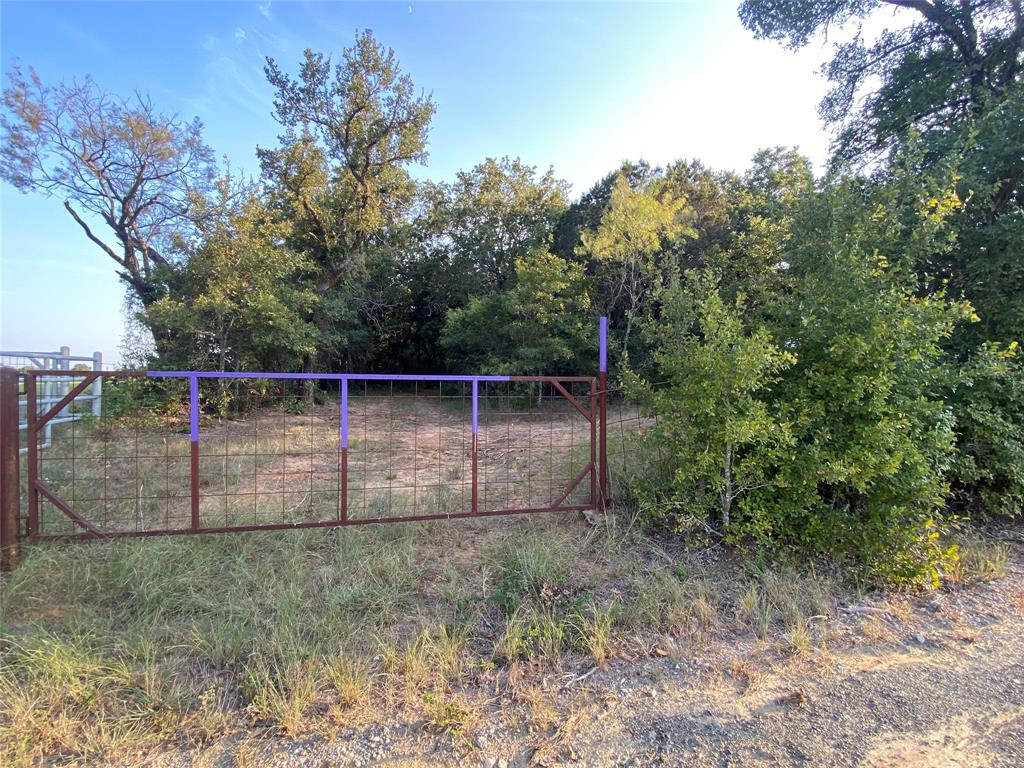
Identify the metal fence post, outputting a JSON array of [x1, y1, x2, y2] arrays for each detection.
[[25, 370, 38, 538], [598, 317, 609, 509], [471, 378, 478, 514], [189, 374, 200, 531], [91, 351, 102, 417], [1, 367, 21, 570], [340, 379, 348, 522]]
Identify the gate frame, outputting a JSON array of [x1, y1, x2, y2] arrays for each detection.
[[21, 371, 607, 541], [1, 367, 21, 570], [2, 316, 613, 559]]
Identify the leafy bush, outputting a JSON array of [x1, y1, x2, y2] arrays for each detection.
[[948, 343, 1024, 518], [626, 178, 971, 585], [623, 272, 794, 532]]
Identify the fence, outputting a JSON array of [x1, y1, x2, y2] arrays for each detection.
[[0, 321, 655, 571], [0, 347, 103, 451], [0, 370, 624, 564]]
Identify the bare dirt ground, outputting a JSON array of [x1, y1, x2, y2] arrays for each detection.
[[132, 539, 1024, 768]]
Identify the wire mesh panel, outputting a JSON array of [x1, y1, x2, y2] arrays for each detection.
[[24, 371, 192, 537], [23, 371, 600, 539], [477, 380, 595, 512]]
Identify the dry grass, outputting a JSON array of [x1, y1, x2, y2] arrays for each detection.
[[946, 535, 1012, 585], [1, 516, 1011, 766]]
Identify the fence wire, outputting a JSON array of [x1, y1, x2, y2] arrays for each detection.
[[22, 373, 599, 538]]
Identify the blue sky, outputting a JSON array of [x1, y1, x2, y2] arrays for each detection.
[[1, 1, 838, 365]]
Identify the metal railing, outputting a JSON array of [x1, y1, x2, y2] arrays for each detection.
[[0, 347, 103, 450]]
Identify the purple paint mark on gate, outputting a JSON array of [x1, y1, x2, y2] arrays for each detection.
[[340, 379, 348, 449], [599, 316, 608, 373], [189, 375, 199, 442], [148, 371, 511, 382], [472, 378, 479, 434]]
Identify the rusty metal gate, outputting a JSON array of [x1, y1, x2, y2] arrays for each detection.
[[9, 372, 608, 542], [0, 322, 613, 567]]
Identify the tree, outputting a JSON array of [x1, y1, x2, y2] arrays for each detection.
[[947, 342, 1024, 518], [739, 0, 1024, 163], [552, 159, 660, 262], [1, 65, 215, 341], [259, 30, 435, 373], [579, 175, 689, 357], [712, 148, 815, 311], [625, 274, 795, 533], [145, 174, 316, 385], [425, 157, 569, 294], [766, 177, 971, 582], [440, 250, 591, 375]]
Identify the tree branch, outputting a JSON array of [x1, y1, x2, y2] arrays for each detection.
[[63, 200, 127, 269]]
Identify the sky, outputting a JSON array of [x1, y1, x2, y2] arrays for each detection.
[[0, 0, 846, 366]]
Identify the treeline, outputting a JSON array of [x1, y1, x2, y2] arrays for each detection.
[[2, 2, 1022, 581]]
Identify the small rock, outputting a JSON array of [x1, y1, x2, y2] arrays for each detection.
[[482, 758, 496, 768], [498, 760, 508, 768], [914, 633, 927, 644]]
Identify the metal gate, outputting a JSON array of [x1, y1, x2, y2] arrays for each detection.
[[0, 321, 614, 568], [13, 372, 607, 542]]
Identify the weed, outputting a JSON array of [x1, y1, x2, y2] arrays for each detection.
[[783, 615, 811, 654], [421, 690, 476, 746], [490, 528, 572, 615], [573, 601, 618, 665], [323, 651, 372, 709], [946, 536, 1011, 585], [737, 584, 771, 637], [243, 656, 320, 736]]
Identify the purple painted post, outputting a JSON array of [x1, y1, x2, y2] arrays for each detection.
[[340, 380, 348, 521], [471, 378, 479, 514], [189, 374, 200, 530], [189, 375, 200, 442], [599, 315, 608, 373], [598, 316, 609, 509], [471, 378, 479, 435], [340, 380, 349, 449]]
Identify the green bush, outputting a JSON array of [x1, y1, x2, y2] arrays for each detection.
[[949, 343, 1024, 519], [626, 178, 970, 585]]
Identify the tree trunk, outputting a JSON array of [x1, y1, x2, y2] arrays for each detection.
[[722, 442, 733, 530], [302, 349, 317, 405]]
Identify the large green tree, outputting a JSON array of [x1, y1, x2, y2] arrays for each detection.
[[739, 0, 1024, 163], [739, 1, 1024, 350], [259, 30, 435, 373], [146, 174, 317, 379], [424, 156, 569, 294], [579, 175, 690, 359], [440, 249, 591, 375]]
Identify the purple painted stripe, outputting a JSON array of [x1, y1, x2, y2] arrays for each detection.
[[599, 316, 608, 373], [147, 371, 511, 382], [189, 374, 199, 442], [472, 378, 478, 434], [340, 379, 348, 449]]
